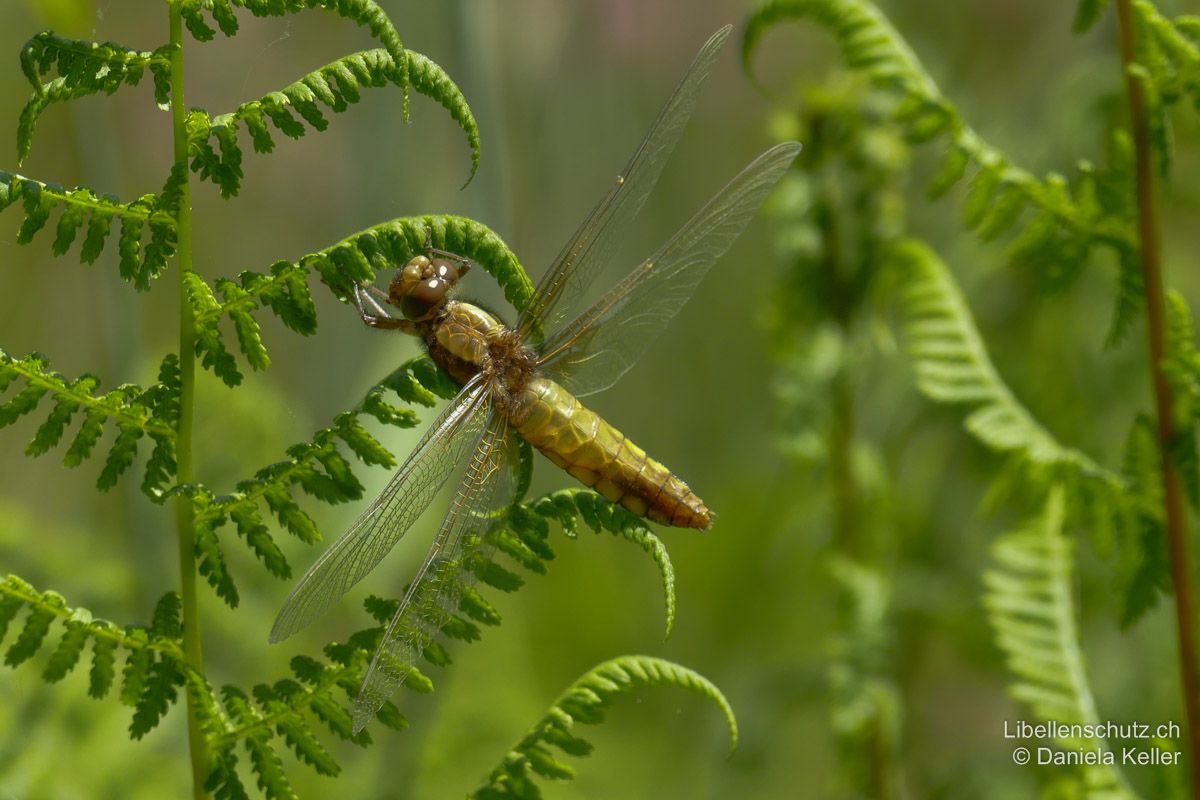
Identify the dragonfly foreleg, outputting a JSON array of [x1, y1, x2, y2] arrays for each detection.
[[361, 283, 392, 311], [423, 227, 473, 278], [354, 283, 415, 332]]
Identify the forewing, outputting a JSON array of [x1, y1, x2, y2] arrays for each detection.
[[517, 25, 732, 342], [539, 142, 802, 397], [268, 376, 491, 644], [351, 410, 517, 733]]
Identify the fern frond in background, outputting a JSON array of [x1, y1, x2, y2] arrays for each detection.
[[983, 488, 1140, 799], [743, 0, 1143, 342], [745, 0, 1200, 795], [886, 238, 1177, 622], [470, 655, 736, 800], [759, 73, 908, 797], [888, 239, 1114, 483]]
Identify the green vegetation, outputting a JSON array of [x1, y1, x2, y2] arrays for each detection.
[[0, 2, 732, 797], [6, 0, 1200, 798]]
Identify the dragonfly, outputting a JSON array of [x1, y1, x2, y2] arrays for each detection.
[[269, 24, 801, 733]]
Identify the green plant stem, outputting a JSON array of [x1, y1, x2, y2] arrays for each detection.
[[807, 115, 900, 799], [168, 6, 209, 798], [811, 127, 860, 559], [1115, 1, 1200, 795]]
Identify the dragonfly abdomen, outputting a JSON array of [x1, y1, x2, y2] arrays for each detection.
[[507, 376, 710, 529]]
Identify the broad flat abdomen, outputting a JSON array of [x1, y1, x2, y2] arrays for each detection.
[[507, 377, 710, 529]]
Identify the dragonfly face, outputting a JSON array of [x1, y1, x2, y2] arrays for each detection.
[[271, 24, 802, 735], [389, 254, 469, 321]]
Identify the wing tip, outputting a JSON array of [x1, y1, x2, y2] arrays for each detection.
[[268, 603, 309, 645], [352, 689, 382, 736], [267, 616, 291, 645], [710, 24, 735, 48], [768, 140, 803, 162]]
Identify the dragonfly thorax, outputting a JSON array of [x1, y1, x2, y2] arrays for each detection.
[[426, 301, 538, 409]]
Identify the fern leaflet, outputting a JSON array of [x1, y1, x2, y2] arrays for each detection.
[[189, 48, 478, 198], [177, 0, 409, 120], [887, 238, 1154, 576], [17, 33, 173, 163], [888, 239, 1114, 480], [983, 487, 1140, 798], [0, 172, 178, 288], [0, 349, 180, 497], [179, 356, 450, 606], [742, 0, 1142, 340], [470, 655, 737, 799], [0, 575, 223, 740]]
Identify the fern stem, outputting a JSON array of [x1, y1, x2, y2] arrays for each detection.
[[1115, 1, 1200, 794], [167, 7, 209, 798], [806, 115, 902, 798]]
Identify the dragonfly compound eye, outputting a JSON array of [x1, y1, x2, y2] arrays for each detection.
[[430, 258, 460, 283], [400, 277, 449, 320]]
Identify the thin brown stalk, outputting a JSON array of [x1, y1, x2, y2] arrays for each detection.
[[1115, 1, 1200, 794]]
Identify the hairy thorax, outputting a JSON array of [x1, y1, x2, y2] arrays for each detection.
[[422, 300, 538, 414]]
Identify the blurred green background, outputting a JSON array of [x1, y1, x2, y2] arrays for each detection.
[[0, 0, 1195, 797]]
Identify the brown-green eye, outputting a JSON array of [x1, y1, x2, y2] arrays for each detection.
[[400, 278, 447, 320], [430, 258, 459, 282]]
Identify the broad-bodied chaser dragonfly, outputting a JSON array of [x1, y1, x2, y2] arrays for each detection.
[[270, 25, 801, 733]]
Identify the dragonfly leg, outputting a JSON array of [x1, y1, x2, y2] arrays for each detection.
[[360, 284, 392, 317], [354, 283, 415, 332], [423, 226, 472, 277]]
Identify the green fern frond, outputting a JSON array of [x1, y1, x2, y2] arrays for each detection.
[[888, 239, 1115, 481], [188, 216, 531, 376], [184, 270, 249, 387], [983, 488, 1139, 798], [0, 172, 178, 288], [826, 557, 903, 797], [302, 214, 533, 313], [0, 349, 179, 496], [190, 49, 478, 198], [0, 576, 222, 740], [471, 655, 737, 800], [1124, 0, 1200, 177], [17, 33, 172, 163], [361, 486, 680, 727], [1114, 415, 1172, 626], [201, 600, 422, 799], [742, 0, 1140, 331], [887, 238, 1147, 563], [178, 358, 448, 606], [529, 489, 677, 636], [1163, 290, 1200, 507], [178, 0, 409, 118], [217, 483, 680, 779]]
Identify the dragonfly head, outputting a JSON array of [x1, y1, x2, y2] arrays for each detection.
[[389, 254, 465, 320]]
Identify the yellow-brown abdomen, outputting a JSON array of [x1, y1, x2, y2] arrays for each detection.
[[506, 377, 710, 529]]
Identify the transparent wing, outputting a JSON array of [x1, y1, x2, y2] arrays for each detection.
[[268, 376, 491, 644], [351, 410, 517, 733], [517, 25, 732, 342], [538, 142, 802, 397]]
